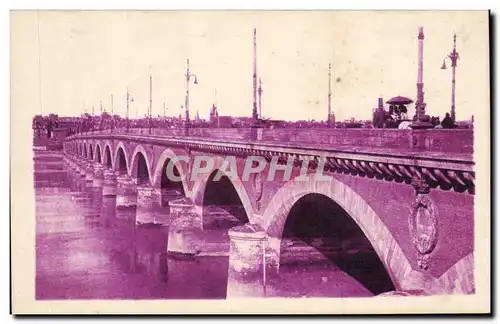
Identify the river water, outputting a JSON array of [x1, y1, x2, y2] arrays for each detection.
[[35, 151, 373, 300]]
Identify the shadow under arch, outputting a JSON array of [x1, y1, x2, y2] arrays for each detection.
[[95, 144, 102, 163], [191, 156, 254, 225], [130, 145, 152, 185], [151, 148, 189, 198], [89, 144, 94, 160], [192, 169, 250, 231], [114, 146, 128, 175], [279, 193, 395, 296], [263, 178, 411, 294], [157, 160, 186, 207], [103, 145, 113, 169]]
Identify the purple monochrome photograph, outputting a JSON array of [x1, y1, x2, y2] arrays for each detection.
[[11, 10, 491, 315]]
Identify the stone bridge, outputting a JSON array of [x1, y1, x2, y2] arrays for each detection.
[[62, 127, 475, 297]]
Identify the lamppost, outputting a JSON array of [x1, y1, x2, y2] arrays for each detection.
[[410, 26, 433, 130], [258, 78, 263, 119], [441, 33, 460, 122], [110, 94, 114, 133], [327, 63, 332, 124], [126, 87, 134, 132], [99, 100, 103, 132], [184, 59, 198, 134], [149, 75, 153, 134], [252, 28, 259, 122]]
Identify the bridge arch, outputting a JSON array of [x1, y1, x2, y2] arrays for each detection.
[[82, 143, 88, 159], [103, 144, 113, 169], [130, 144, 152, 185], [192, 156, 254, 225], [113, 142, 129, 174], [151, 148, 189, 202], [95, 143, 102, 163], [262, 177, 411, 293], [88, 143, 94, 160]]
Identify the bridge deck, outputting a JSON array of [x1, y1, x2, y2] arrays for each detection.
[[68, 131, 474, 172]]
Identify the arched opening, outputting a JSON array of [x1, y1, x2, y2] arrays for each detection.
[[104, 146, 112, 168], [89, 144, 94, 160], [96, 145, 102, 163], [277, 193, 395, 297], [115, 148, 128, 175], [83, 145, 87, 158], [134, 153, 150, 185], [202, 171, 249, 231], [160, 158, 185, 207]]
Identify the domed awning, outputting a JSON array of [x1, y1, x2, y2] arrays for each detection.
[[386, 96, 413, 105], [398, 121, 412, 129]]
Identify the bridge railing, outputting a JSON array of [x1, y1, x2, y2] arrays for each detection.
[[66, 127, 474, 155]]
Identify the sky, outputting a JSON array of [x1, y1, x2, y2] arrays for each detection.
[[11, 10, 489, 122]]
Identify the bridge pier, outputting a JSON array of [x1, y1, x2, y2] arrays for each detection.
[[102, 169, 117, 197], [167, 197, 203, 256], [79, 164, 87, 178], [136, 184, 161, 225], [68, 159, 85, 192], [92, 163, 105, 188], [160, 188, 185, 209], [75, 158, 86, 177], [74, 160, 83, 176], [65, 155, 73, 168], [226, 223, 275, 298], [151, 188, 184, 226], [116, 174, 137, 209], [84, 163, 94, 187], [63, 155, 72, 170]]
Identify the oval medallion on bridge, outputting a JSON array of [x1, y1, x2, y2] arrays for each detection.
[[253, 172, 264, 203], [409, 194, 438, 269]]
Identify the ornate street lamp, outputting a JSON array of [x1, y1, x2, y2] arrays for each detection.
[[126, 87, 134, 132], [149, 75, 153, 134], [327, 63, 333, 124], [184, 58, 199, 134], [252, 28, 259, 122], [441, 33, 460, 122], [109, 94, 114, 133]]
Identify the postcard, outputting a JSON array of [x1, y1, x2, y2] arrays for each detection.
[[11, 10, 490, 314]]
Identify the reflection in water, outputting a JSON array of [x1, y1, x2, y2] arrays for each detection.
[[35, 155, 229, 300]]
